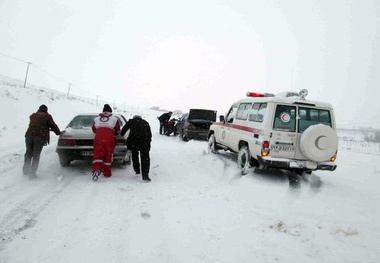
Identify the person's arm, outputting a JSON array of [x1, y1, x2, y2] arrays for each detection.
[[92, 122, 97, 133], [48, 115, 61, 135], [148, 123, 152, 141], [120, 121, 130, 136]]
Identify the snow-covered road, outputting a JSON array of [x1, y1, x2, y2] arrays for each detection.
[[1, 128, 380, 262], [1, 81, 379, 262]]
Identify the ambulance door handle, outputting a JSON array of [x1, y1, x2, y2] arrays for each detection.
[[254, 134, 259, 138]]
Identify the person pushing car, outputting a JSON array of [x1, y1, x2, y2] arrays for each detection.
[[121, 115, 152, 182], [23, 104, 61, 178], [91, 104, 120, 180]]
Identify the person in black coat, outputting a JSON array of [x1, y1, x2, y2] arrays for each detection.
[[157, 111, 172, 134], [121, 115, 152, 181]]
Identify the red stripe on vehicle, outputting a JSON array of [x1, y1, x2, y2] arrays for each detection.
[[212, 122, 262, 134]]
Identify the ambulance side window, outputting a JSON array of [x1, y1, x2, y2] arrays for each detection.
[[236, 103, 252, 120], [249, 103, 267, 122], [298, 107, 332, 132], [257, 103, 267, 122], [226, 106, 238, 123]]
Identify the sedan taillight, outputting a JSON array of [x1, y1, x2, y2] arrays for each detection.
[[58, 139, 77, 146]]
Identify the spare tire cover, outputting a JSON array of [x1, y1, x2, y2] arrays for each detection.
[[300, 124, 338, 162]]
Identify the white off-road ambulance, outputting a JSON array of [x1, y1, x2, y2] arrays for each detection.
[[208, 89, 338, 175]]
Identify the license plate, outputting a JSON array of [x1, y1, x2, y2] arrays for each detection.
[[80, 151, 93, 156], [270, 145, 295, 151]]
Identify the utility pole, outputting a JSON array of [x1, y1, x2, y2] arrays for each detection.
[[23, 62, 32, 88], [67, 83, 72, 98]]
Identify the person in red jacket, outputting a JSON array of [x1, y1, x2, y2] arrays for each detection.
[[23, 104, 61, 178], [91, 104, 120, 180], [164, 118, 177, 136]]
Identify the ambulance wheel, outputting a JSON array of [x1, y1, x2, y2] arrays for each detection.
[[237, 146, 251, 175], [208, 134, 218, 154]]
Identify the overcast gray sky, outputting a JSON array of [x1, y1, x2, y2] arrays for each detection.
[[0, 0, 379, 128]]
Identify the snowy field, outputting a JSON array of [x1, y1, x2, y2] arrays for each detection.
[[1, 77, 380, 263]]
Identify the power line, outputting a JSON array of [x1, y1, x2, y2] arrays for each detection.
[[0, 52, 28, 63], [31, 64, 69, 84], [1, 51, 71, 86], [0, 51, 130, 108], [0, 51, 97, 96]]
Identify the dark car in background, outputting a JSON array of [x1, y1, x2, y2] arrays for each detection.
[[56, 113, 131, 167], [175, 109, 217, 141]]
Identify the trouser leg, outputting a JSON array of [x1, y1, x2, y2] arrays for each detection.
[[159, 122, 164, 134], [103, 142, 114, 177], [140, 149, 150, 179], [23, 136, 34, 175], [131, 149, 140, 174], [30, 137, 44, 175], [103, 163, 111, 177], [92, 139, 105, 173], [165, 127, 173, 136]]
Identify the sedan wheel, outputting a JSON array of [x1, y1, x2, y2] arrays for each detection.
[[181, 130, 188, 141], [59, 155, 71, 167]]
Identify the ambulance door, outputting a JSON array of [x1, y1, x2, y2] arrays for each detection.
[[270, 104, 297, 159], [295, 106, 334, 159], [220, 105, 238, 149], [214, 105, 236, 150]]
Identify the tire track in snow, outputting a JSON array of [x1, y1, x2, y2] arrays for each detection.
[[0, 149, 26, 193], [0, 177, 74, 251], [0, 152, 22, 174]]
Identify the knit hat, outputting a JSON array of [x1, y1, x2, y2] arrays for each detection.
[[38, 104, 48, 113], [133, 115, 142, 119], [103, 104, 112, 112]]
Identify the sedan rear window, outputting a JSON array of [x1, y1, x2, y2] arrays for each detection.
[[68, 115, 97, 128]]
